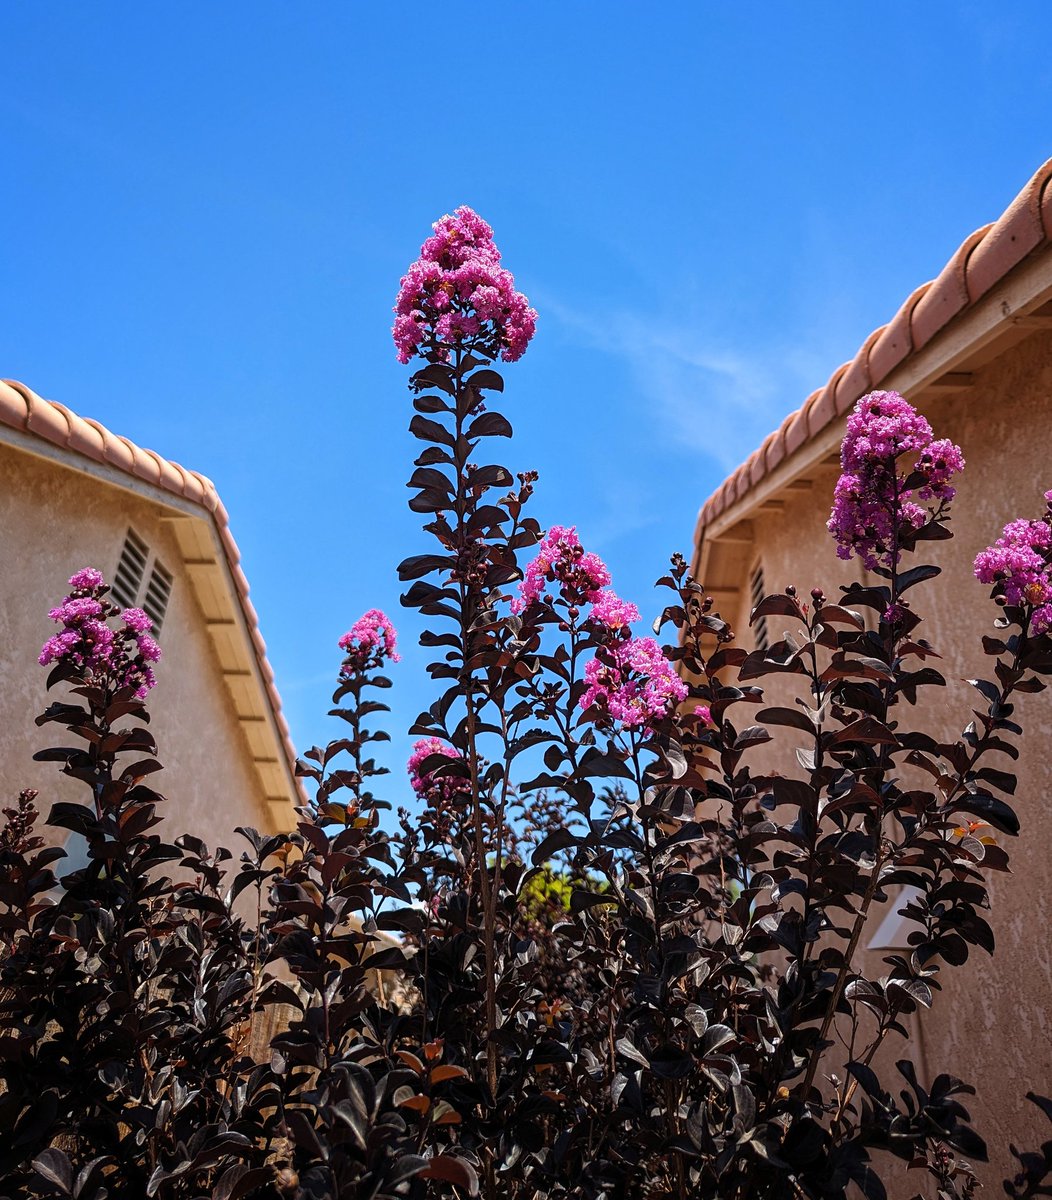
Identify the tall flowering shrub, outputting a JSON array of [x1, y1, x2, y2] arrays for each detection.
[[1, 207, 1051, 1200]]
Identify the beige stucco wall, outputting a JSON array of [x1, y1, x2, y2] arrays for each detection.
[[706, 330, 1052, 1187], [0, 440, 281, 866]]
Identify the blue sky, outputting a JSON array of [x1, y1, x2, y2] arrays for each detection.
[[4, 5, 1052, 807]]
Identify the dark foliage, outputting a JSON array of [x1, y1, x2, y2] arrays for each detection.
[[2, 256, 1051, 1200]]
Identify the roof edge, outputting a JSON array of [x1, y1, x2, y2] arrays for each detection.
[[0, 377, 305, 823], [693, 157, 1052, 548]]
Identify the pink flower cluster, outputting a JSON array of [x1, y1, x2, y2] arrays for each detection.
[[39, 570, 160, 698], [393, 206, 537, 364], [579, 637, 687, 730], [407, 737, 469, 804], [338, 609, 399, 674], [588, 588, 640, 631], [513, 525, 614, 612], [974, 496, 1052, 633], [827, 391, 965, 570]]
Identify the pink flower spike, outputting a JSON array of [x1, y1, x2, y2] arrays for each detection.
[[338, 608, 400, 673], [393, 206, 536, 364], [579, 636, 687, 731], [828, 391, 963, 570], [974, 499, 1052, 634], [407, 737, 469, 804], [514, 525, 611, 612], [39, 569, 159, 696]]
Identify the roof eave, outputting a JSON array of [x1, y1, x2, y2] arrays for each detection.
[[0, 378, 306, 827]]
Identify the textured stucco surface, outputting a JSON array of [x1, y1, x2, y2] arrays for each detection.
[[711, 331, 1052, 1188], [0, 441, 280, 859]]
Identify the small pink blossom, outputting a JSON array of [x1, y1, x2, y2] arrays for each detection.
[[121, 607, 153, 634], [1032, 604, 1052, 634], [916, 438, 965, 502], [975, 507, 1052, 633], [579, 636, 687, 730], [136, 633, 162, 663], [39, 629, 81, 667], [588, 589, 640, 631], [68, 567, 105, 591], [338, 609, 400, 672], [839, 391, 933, 470], [513, 525, 611, 613], [694, 704, 712, 726], [48, 597, 103, 624], [407, 737, 469, 804]]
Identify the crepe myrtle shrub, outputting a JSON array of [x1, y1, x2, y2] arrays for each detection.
[[0, 207, 1050, 1200], [385, 210, 1052, 1200], [0, 580, 480, 1198]]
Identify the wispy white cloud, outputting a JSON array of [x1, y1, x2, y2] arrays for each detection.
[[539, 292, 833, 474]]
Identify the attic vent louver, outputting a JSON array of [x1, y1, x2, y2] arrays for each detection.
[[750, 563, 768, 652], [111, 529, 148, 609], [143, 561, 173, 632]]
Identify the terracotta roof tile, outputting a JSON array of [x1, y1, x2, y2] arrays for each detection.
[[1042, 173, 1052, 240], [835, 328, 883, 414], [179, 471, 208, 506], [68, 411, 109, 459], [967, 162, 1052, 301], [24, 390, 73, 443], [0, 377, 303, 813], [728, 466, 747, 506], [868, 283, 928, 384], [807, 371, 841, 438], [910, 226, 987, 350], [695, 158, 1052, 543], [765, 414, 793, 473], [783, 393, 816, 457]]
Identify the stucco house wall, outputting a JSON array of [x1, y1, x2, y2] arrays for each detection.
[[0, 441, 280, 850], [690, 159, 1052, 1189], [0, 378, 303, 868], [718, 334, 1052, 1185]]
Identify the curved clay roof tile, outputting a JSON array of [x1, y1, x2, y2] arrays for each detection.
[[749, 441, 771, 488], [808, 364, 848, 438], [133, 448, 164, 486], [765, 412, 795, 474], [179, 471, 209, 505], [1042, 171, 1052, 240], [91, 422, 137, 474], [911, 226, 990, 350], [0, 382, 28, 429], [967, 161, 1052, 301], [835, 327, 884, 415], [783, 393, 816, 457], [868, 283, 928, 384], [23, 387, 74, 443]]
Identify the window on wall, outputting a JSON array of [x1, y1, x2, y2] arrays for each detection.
[[111, 529, 173, 634], [750, 562, 768, 651]]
